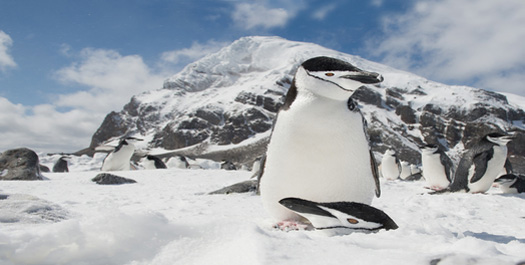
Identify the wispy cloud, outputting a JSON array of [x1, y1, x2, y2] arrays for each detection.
[[311, 3, 337, 20], [0, 30, 16, 72], [370, 0, 525, 96], [161, 40, 228, 65], [231, 0, 307, 30], [232, 3, 290, 30]]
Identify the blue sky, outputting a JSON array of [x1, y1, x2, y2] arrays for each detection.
[[1, 0, 525, 153]]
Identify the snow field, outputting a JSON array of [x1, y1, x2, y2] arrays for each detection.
[[1, 166, 524, 264]]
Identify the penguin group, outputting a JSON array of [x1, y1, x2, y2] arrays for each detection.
[[379, 149, 421, 181], [375, 132, 518, 195], [427, 133, 515, 194]]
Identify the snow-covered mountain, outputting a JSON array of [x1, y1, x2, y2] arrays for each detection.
[[85, 36, 525, 170]]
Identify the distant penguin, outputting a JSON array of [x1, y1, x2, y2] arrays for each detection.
[[421, 144, 453, 191], [52, 156, 69, 173], [101, 137, 142, 171], [259, 56, 383, 225], [399, 161, 411, 180], [445, 133, 513, 193], [279, 197, 398, 235], [381, 149, 401, 180], [167, 155, 190, 169], [141, 155, 167, 169], [495, 174, 525, 193]]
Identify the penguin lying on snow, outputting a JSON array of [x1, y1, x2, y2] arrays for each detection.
[[495, 174, 525, 193], [279, 198, 398, 235], [141, 155, 167, 169], [259, 56, 384, 230], [434, 133, 513, 194], [101, 137, 143, 171]]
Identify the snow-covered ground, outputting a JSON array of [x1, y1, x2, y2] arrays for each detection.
[[1, 156, 525, 265]]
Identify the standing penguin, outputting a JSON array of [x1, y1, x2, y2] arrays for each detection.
[[101, 137, 142, 171], [259, 56, 383, 225], [421, 144, 453, 191], [52, 156, 69, 173], [381, 149, 401, 180], [444, 133, 513, 193]]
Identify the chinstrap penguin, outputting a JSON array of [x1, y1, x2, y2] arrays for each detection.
[[101, 137, 143, 171], [279, 197, 398, 235], [439, 133, 513, 193], [259, 56, 383, 225], [141, 155, 167, 169], [421, 144, 453, 190], [495, 174, 525, 193], [52, 156, 69, 173], [381, 149, 401, 180]]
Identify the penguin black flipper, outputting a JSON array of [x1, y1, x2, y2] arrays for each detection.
[[470, 149, 493, 184], [439, 150, 454, 182], [370, 149, 381, 197]]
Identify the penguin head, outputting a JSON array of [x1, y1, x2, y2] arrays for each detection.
[[485, 133, 513, 146], [279, 197, 398, 234], [385, 149, 396, 156], [294, 56, 383, 101]]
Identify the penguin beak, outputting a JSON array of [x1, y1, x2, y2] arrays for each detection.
[[341, 70, 383, 84]]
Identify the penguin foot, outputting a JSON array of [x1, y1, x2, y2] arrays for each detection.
[[273, 221, 312, 232]]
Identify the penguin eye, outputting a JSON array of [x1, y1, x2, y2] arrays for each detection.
[[325, 73, 335, 76], [347, 218, 359, 224]]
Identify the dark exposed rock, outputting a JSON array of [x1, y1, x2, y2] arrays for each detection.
[[0, 148, 43, 181], [396, 105, 417, 124], [92, 173, 137, 185], [90, 111, 131, 148], [195, 109, 223, 125], [39, 164, 50, 173], [208, 179, 257, 195], [352, 87, 383, 108], [234, 91, 282, 112]]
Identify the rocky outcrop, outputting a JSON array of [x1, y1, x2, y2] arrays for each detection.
[[0, 148, 43, 181], [85, 36, 525, 170], [92, 173, 137, 185]]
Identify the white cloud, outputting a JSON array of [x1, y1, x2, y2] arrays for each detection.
[[0, 97, 101, 153], [1, 48, 167, 153], [0, 30, 17, 72], [370, 0, 383, 7], [372, 0, 525, 96], [54, 48, 165, 114], [161, 40, 228, 65], [231, 2, 294, 30], [311, 3, 337, 20], [0, 41, 235, 153]]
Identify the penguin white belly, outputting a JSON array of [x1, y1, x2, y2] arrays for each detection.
[[260, 100, 375, 221], [468, 146, 507, 193], [422, 154, 449, 190], [381, 157, 399, 180], [101, 145, 134, 171]]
